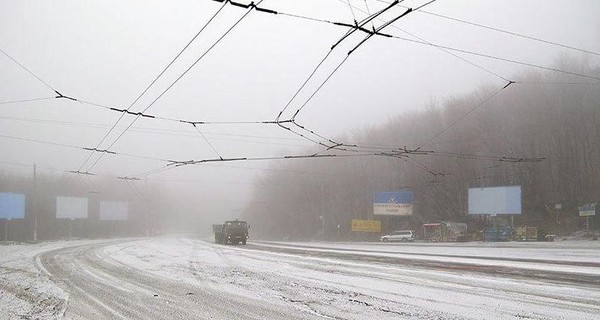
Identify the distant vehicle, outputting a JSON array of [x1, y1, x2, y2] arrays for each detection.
[[213, 220, 249, 245], [422, 222, 468, 242], [380, 230, 415, 242]]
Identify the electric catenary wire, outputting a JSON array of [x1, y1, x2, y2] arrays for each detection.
[[3, 1, 597, 182], [0, 132, 175, 163], [0, 97, 55, 105], [274, 1, 405, 148], [283, 1, 440, 148], [414, 7, 600, 56], [82, 1, 265, 174], [418, 82, 513, 148], [389, 35, 600, 82], [77, 1, 229, 173], [192, 123, 224, 160], [371, 0, 600, 57], [0, 47, 56, 93]]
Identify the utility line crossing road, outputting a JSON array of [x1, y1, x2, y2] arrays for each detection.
[[19, 238, 600, 319]]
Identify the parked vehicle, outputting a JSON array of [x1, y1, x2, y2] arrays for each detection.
[[213, 219, 249, 245], [380, 230, 415, 242], [422, 222, 468, 242]]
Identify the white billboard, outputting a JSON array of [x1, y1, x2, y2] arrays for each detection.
[[99, 201, 128, 221], [56, 196, 88, 219], [468, 186, 522, 215]]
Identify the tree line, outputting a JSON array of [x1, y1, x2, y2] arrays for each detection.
[[243, 59, 600, 240], [0, 171, 163, 241]]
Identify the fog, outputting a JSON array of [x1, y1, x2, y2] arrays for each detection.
[[1, 0, 599, 238]]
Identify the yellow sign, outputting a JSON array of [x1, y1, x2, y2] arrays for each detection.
[[351, 219, 382, 232]]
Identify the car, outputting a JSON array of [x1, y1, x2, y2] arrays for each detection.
[[380, 230, 415, 242]]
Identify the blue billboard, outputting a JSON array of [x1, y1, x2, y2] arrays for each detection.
[[373, 191, 414, 216], [579, 204, 596, 217], [0, 192, 26, 220]]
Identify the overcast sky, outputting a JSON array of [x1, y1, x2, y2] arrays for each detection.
[[1, 0, 599, 220]]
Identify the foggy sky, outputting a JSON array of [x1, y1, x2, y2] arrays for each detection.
[[1, 0, 599, 221]]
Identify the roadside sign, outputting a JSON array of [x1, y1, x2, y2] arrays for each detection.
[[579, 204, 596, 217], [351, 219, 381, 232], [99, 201, 128, 221], [56, 196, 89, 219], [373, 191, 413, 216], [0, 193, 26, 220], [468, 186, 521, 215]]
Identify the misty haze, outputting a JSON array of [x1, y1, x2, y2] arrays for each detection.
[[1, 0, 599, 319]]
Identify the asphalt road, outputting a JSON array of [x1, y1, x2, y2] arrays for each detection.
[[35, 239, 315, 320], [246, 241, 600, 286], [29, 238, 600, 320]]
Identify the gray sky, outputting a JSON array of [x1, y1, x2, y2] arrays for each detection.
[[1, 0, 599, 220]]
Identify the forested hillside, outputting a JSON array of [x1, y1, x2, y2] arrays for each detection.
[[244, 60, 600, 240]]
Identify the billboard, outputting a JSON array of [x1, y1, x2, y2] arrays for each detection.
[[351, 219, 381, 232], [468, 186, 522, 215], [99, 201, 128, 221], [0, 193, 26, 220], [56, 197, 89, 219], [579, 204, 596, 217], [373, 191, 413, 216]]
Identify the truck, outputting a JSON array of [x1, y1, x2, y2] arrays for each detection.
[[422, 222, 468, 242], [213, 219, 249, 245]]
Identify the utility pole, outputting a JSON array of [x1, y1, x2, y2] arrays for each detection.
[[320, 184, 325, 239], [33, 164, 38, 241], [145, 177, 149, 237]]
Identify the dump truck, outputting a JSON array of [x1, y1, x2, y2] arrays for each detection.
[[213, 219, 249, 245]]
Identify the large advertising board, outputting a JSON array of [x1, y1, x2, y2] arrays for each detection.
[[579, 204, 596, 217], [0, 193, 26, 220], [351, 219, 382, 232], [468, 186, 522, 215], [56, 196, 89, 219], [99, 201, 128, 221], [373, 191, 413, 216]]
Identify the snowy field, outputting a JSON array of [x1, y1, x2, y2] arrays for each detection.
[[1, 238, 599, 319]]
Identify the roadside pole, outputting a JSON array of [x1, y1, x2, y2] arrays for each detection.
[[69, 218, 73, 238], [145, 177, 149, 237], [586, 216, 590, 230], [33, 164, 38, 241]]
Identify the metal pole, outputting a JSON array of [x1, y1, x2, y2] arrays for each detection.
[[587, 216, 590, 230], [321, 185, 324, 239], [145, 177, 149, 237], [69, 219, 73, 238], [321, 216, 325, 239], [33, 164, 38, 241], [4, 220, 8, 241]]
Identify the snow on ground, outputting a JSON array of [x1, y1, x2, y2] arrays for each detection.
[[1, 238, 599, 319], [259, 240, 600, 263], [250, 241, 600, 276], [104, 237, 600, 320], [0, 239, 127, 320], [0, 241, 70, 320]]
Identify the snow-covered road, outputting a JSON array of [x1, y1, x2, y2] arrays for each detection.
[[1, 238, 599, 319]]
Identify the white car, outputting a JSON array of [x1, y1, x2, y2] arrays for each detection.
[[380, 230, 415, 242]]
